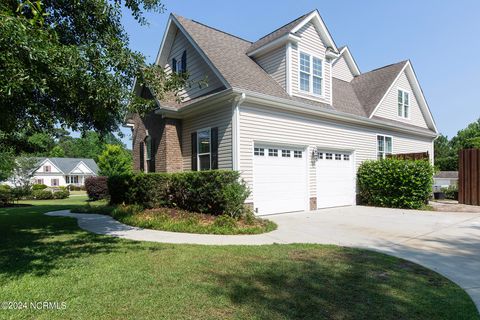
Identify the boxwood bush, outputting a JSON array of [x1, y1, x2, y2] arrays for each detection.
[[85, 176, 109, 201], [108, 171, 250, 217], [357, 159, 434, 209]]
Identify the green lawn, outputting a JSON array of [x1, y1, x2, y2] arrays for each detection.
[[0, 198, 478, 319]]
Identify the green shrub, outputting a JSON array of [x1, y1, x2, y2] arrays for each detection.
[[68, 185, 85, 191], [85, 176, 109, 201], [11, 186, 31, 200], [32, 184, 47, 190], [53, 189, 70, 199], [108, 170, 250, 216], [441, 185, 458, 200], [0, 185, 12, 206], [357, 159, 434, 209], [107, 174, 134, 205], [32, 189, 54, 200]]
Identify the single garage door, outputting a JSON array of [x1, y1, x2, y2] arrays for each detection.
[[253, 145, 307, 215], [316, 150, 355, 209]]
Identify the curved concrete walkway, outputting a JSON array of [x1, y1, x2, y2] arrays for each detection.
[[46, 206, 480, 310]]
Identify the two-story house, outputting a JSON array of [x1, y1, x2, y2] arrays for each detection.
[[127, 10, 438, 215]]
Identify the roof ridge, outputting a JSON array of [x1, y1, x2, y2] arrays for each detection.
[[173, 14, 252, 44]]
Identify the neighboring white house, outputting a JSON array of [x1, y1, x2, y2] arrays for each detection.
[[32, 158, 98, 187], [128, 10, 438, 215], [434, 171, 458, 189]]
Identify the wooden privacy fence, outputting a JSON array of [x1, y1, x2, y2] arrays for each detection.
[[386, 152, 430, 161], [459, 149, 480, 206]]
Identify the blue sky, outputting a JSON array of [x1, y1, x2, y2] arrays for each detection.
[[118, 0, 479, 146]]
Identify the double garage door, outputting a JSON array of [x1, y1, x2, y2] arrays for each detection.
[[253, 145, 355, 215]]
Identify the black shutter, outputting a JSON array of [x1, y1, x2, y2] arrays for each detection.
[[191, 132, 197, 171], [211, 127, 218, 170], [139, 141, 145, 172], [172, 58, 177, 73], [181, 50, 187, 73], [149, 138, 156, 172]]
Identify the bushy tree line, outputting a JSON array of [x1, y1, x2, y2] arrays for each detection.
[[435, 118, 480, 171]]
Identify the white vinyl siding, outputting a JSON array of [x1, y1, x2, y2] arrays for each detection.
[[166, 30, 224, 102], [332, 55, 354, 82], [239, 104, 434, 202], [374, 71, 428, 128], [290, 22, 331, 104], [182, 103, 233, 170], [255, 45, 286, 89]]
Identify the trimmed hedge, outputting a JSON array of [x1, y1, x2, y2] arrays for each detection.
[[85, 176, 109, 201], [357, 159, 434, 209], [32, 184, 48, 190], [108, 171, 250, 217]]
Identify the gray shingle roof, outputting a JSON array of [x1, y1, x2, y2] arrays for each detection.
[[37, 158, 99, 174], [169, 14, 434, 133], [434, 171, 458, 179], [351, 61, 408, 116]]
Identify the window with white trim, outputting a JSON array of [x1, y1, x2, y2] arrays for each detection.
[[326, 153, 333, 160], [377, 135, 393, 159], [294, 150, 302, 158], [197, 129, 211, 171], [44, 165, 51, 173], [335, 154, 341, 160], [299, 51, 323, 96], [317, 152, 323, 160], [398, 89, 410, 118], [254, 147, 264, 156], [51, 179, 59, 187], [343, 154, 350, 161], [282, 150, 291, 157], [268, 149, 278, 157]]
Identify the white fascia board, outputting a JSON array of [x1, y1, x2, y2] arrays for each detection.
[[154, 16, 174, 66], [247, 33, 301, 57], [232, 88, 438, 139], [290, 10, 338, 52]]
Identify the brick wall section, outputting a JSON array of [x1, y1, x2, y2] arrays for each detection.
[[131, 113, 183, 173]]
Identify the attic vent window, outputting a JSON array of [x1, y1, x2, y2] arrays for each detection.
[[299, 51, 323, 96], [172, 50, 187, 74], [397, 89, 410, 118]]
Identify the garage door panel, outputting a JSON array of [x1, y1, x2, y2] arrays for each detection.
[[316, 150, 355, 209], [253, 145, 307, 215]]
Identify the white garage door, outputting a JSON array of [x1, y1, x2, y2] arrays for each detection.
[[253, 145, 307, 215], [316, 150, 355, 209]]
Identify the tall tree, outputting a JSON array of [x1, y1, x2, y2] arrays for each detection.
[[0, 0, 187, 151], [451, 118, 480, 150], [434, 134, 457, 171], [97, 144, 132, 177]]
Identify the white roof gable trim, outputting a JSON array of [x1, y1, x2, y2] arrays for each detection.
[[69, 161, 96, 175], [369, 60, 438, 133], [290, 10, 338, 52], [333, 46, 361, 76], [36, 159, 64, 174]]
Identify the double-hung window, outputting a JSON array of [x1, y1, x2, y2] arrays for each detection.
[[299, 52, 323, 96], [197, 129, 211, 171], [377, 135, 393, 159], [398, 89, 410, 118]]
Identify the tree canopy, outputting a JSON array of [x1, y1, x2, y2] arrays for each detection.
[[0, 0, 186, 151], [435, 118, 480, 171]]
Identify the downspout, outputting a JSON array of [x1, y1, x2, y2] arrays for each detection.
[[232, 93, 246, 171]]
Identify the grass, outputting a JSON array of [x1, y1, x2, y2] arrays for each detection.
[[75, 204, 277, 235], [0, 197, 478, 319]]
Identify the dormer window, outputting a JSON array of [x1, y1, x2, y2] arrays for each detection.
[[299, 52, 323, 96], [398, 89, 410, 118]]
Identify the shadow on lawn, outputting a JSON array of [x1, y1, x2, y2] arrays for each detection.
[[0, 204, 149, 279], [209, 248, 478, 319]]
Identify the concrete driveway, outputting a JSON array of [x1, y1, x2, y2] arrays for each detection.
[[48, 205, 480, 309]]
